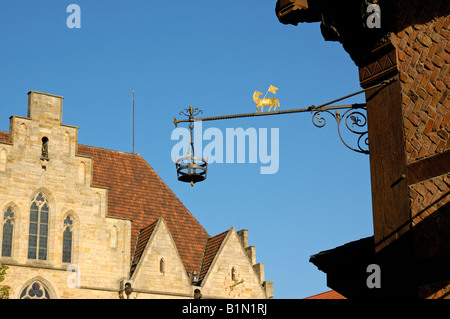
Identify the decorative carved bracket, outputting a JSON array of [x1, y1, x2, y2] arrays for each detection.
[[275, 0, 394, 67]]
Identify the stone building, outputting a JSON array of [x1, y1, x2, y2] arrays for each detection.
[[276, 0, 449, 298], [0, 90, 273, 299]]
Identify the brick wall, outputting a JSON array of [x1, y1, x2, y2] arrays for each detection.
[[391, 0, 450, 299], [393, 11, 449, 163]]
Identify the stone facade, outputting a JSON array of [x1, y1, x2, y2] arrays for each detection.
[[197, 228, 271, 299], [0, 91, 273, 299]]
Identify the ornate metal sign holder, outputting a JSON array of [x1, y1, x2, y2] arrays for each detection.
[[174, 80, 394, 185]]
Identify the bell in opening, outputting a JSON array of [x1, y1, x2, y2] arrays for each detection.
[[41, 137, 49, 160]]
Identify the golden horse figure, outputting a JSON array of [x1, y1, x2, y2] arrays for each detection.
[[253, 91, 280, 112]]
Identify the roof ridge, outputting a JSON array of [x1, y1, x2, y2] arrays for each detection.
[[77, 143, 138, 156], [138, 218, 160, 233]]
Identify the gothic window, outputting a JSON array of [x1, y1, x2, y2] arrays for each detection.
[[27, 193, 49, 260], [20, 281, 51, 299], [1, 207, 14, 257], [62, 216, 73, 263]]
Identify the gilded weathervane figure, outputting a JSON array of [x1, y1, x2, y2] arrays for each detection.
[[253, 85, 280, 112]]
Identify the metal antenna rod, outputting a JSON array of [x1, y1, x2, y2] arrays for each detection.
[[132, 90, 135, 154]]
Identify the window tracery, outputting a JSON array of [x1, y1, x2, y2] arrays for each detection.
[[62, 216, 73, 263], [28, 193, 49, 260], [20, 281, 51, 299], [1, 207, 15, 257]]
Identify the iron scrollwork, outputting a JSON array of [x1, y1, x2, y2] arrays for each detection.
[[312, 105, 369, 154], [174, 106, 203, 127], [179, 105, 203, 119]]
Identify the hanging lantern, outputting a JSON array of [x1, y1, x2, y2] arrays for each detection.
[[174, 106, 208, 186]]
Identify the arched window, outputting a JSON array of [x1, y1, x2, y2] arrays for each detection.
[[28, 193, 49, 260], [62, 216, 73, 263], [41, 137, 49, 159], [1, 207, 15, 257], [20, 281, 51, 299], [160, 258, 165, 274]]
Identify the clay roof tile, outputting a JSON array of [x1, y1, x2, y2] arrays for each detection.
[[76, 144, 210, 274], [197, 229, 229, 284]]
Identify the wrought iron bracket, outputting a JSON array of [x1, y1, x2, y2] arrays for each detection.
[[174, 103, 369, 155], [172, 79, 397, 184], [312, 104, 368, 154]]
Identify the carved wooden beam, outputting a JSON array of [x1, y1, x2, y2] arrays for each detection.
[[275, 0, 394, 66]]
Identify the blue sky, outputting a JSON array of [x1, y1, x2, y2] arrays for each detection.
[[0, 1, 374, 298]]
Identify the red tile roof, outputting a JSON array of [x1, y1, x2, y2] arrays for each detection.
[[76, 144, 210, 274], [130, 219, 159, 277], [198, 230, 229, 284], [304, 290, 346, 299], [0, 131, 10, 143]]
